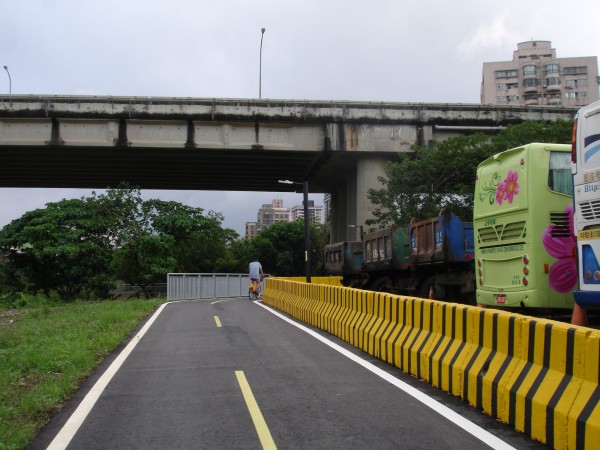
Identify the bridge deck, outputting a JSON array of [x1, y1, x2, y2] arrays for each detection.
[[0, 95, 576, 193]]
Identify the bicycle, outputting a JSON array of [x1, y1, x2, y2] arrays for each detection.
[[248, 278, 262, 300]]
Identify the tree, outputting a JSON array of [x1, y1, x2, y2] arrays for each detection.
[[310, 221, 330, 275], [368, 134, 491, 226], [105, 194, 238, 294], [142, 200, 236, 273], [92, 185, 145, 248], [490, 119, 573, 151], [0, 197, 115, 300], [0, 186, 241, 300], [367, 120, 574, 227], [251, 221, 301, 276], [217, 238, 253, 273], [111, 234, 176, 299], [249, 220, 328, 277]]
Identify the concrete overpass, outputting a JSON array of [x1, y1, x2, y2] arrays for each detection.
[[0, 95, 577, 241]]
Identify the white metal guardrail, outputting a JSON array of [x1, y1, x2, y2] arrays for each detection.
[[167, 273, 266, 300]]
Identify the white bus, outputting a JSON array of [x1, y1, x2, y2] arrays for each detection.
[[572, 99, 600, 309]]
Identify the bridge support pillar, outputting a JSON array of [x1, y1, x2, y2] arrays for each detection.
[[328, 156, 388, 243]]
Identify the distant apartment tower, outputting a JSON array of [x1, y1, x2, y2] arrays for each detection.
[[290, 200, 324, 224], [258, 199, 291, 229], [245, 222, 258, 240], [481, 41, 599, 107], [245, 198, 324, 239], [323, 193, 331, 221], [245, 199, 291, 239]]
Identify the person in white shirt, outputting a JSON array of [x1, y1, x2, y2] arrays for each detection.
[[249, 257, 264, 294]]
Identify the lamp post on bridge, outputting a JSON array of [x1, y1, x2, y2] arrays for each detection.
[[278, 179, 311, 283], [3, 66, 11, 100], [259, 28, 266, 99]]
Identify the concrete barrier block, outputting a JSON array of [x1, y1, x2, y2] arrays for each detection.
[[480, 312, 523, 424], [363, 293, 384, 356], [266, 279, 600, 448], [407, 299, 438, 382], [435, 305, 470, 397]]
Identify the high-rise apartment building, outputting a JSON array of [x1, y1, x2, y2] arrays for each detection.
[[323, 193, 331, 222], [481, 41, 599, 107], [245, 199, 290, 239], [257, 199, 290, 230], [290, 200, 324, 223], [245, 222, 258, 240], [245, 198, 324, 239]]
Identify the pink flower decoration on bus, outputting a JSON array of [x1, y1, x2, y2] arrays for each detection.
[[505, 170, 520, 204], [494, 170, 520, 205], [542, 204, 577, 293], [495, 181, 508, 205]]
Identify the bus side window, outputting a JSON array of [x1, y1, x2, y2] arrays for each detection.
[[548, 151, 573, 196]]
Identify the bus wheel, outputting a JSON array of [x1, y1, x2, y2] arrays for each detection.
[[371, 277, 392, 292]]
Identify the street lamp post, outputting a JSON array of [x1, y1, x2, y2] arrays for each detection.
[[348, 224, 364, 240], [278, 179, 312, 283], [3, 65, 11, 97], [259, 28, 266, 99]]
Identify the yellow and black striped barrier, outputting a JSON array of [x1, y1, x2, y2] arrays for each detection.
[[263, 278, 600, 449]]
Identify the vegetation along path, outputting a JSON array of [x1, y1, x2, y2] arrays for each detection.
[[0, 297, 162, 449]]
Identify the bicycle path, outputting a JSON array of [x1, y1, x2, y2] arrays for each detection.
[[28, 298, 545, 449]]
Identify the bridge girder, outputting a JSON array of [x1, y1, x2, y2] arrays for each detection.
[[0, 96, 577, 239]]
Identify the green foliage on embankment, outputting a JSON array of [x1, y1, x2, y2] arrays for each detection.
[[0, 295, 162, 449]]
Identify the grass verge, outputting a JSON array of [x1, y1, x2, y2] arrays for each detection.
[[0, 297, 163, 449]]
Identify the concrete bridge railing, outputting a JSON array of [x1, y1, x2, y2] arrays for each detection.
[[263, 277, 600, 449]]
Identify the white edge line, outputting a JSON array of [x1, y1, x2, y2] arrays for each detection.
[[256, 302, 517, 450], [46, 302, 170, 450]]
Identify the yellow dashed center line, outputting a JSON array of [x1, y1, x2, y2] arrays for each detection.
[[214, 316, 222, 327], [235, 370, 277, 450]]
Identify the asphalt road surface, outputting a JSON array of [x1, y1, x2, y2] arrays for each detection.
[[28, 298, 547, 450]]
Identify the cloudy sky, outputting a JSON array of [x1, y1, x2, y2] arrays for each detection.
[[1, 0, 599, 235]]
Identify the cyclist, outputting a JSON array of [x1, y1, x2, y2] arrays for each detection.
[[249, 256, 264, 296]]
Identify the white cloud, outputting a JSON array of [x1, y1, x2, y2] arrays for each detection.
[[456, 11, 522, 61]]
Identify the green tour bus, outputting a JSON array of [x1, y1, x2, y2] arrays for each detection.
[[474, 143, 575, 310]]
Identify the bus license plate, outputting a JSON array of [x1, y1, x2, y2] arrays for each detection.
[[496, 294, 506, 304]]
